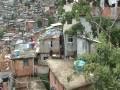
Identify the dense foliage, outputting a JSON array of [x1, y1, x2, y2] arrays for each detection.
[[0, 29, 5, 39], [110, 28, 120, 47], [72, 0, 91, 20], [82, 33, 120, 90], [65, 0, 120, 89], [65, 23, 84, 35], [47, 16, 55, 26], [36, 18, 42, 28]]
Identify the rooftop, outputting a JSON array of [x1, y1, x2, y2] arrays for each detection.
[[16, 77, 47, 90], [11, 43, 36, 59], [47, 59, 91, 90], [11, 49, 35, 60], [0, 72, 13, 79]]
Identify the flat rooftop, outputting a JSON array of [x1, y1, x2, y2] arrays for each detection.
[[47, 59, 92, 90]]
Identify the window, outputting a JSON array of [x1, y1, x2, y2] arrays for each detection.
[[104, 0, 110, 7], [118, 1, 120, 7], [44, 57, 48, 60], [23, 59, 29, 66], [51, 41, 53, 47], [68, 36, 73, 43]]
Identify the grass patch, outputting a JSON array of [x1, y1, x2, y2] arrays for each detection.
[[39, 74, 50, 90]]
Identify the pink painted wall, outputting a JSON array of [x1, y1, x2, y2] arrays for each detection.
[[102, 7, 111, 17], [3, 82, 8, 90]]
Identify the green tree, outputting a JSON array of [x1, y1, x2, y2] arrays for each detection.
[[0, 29, 5, 39], [70, 0, 120, 90], [25, 1, 31, 9], [82, 33, 120, 90], [72, 0, 91, 20], [65, 22, 84, 35], [47, 16, 54, 26], [56, 0, 66, 6], [36, 18, 42, 28], [110, 28, 120, 47], [65, 11, 73, 24]]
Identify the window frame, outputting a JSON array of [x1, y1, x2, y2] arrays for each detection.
[[67, 36, 73, 43], [23, 59, 29, 66]]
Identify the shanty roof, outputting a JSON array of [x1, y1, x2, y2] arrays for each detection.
[[11, 43, 36, 59], [45, 26, 53, 30], [26, 20, 35, 23], [77, 35, 101, 43], [1, 37, 13, 41], [16, 19, 25, 22], [11, 50, 35, 60], [47, 59, 91, 90], [42, 29, 61, 39], [45, 22, 62, 30], [3, 33, 15, 37], [0, 72, 13, 79], [51, 22, 62, 27]]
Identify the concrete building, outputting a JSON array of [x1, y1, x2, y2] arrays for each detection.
[[11, 43, 35, 77], [100, 0, 120, 18], [47, 59, 93, 90], [39, 23, 64, 60]]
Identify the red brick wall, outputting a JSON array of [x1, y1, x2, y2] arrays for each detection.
[[49, 70, 64, 90], [3, 82, 8, 90], [26, 22, 34, 32], [14, 59, 34, 77], [49, 70, 93, 90]]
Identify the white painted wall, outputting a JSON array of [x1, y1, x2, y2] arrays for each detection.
[[77, 38, 90, 56], [64, 34, 77, 57]]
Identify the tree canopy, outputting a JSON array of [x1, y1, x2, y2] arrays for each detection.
[[36, 18, 42, 28], [65, 22, 84, 35], [63, 0, 120, 90], [0, 29, 5, 39], [82, 33, 120, 90]]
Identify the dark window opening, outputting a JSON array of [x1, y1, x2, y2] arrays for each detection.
[[34, 57, 38, 65], [111, 4, 115, 7], [51, 41, 53, 47], [50, 50, 53, 56], [23, 59, 29, 66], [44, 57, 48, 60], [59, 35, 63, 45], [67, 0, 74, 3], [118, 1, 120, 7], [104, 0, 110, 7], [68, 36, 73, 43], [3, 77, 8, 82]]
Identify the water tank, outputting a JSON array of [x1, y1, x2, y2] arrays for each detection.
[[74, 58, 86, 72]]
